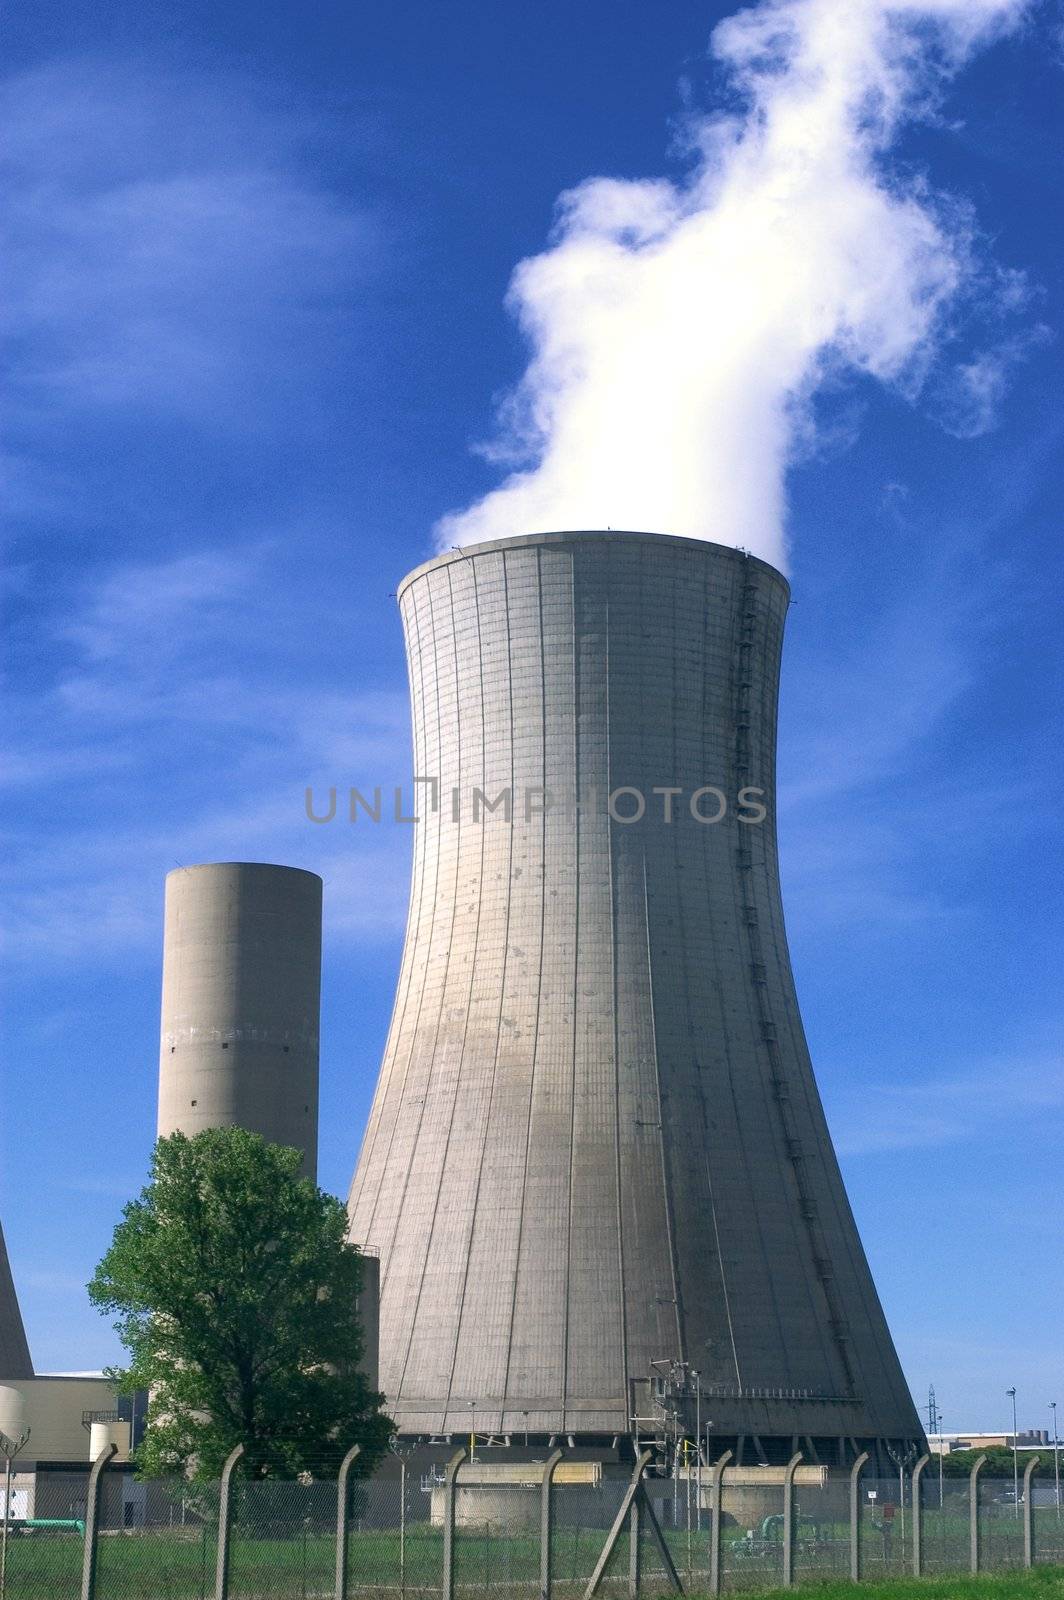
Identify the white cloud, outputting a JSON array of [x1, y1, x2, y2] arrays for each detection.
[[827, 1051, 1064, 1155], [0, 544, 415, 962], [930, 326, 1052, 438], [0, 58, 381, 423], [437, 0, 1030, 567]]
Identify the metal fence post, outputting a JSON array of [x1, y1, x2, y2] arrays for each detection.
[[540, 1447, 563, 1600], [1023, 1456, 1040, 1569], [334, 1443, 361, 1600], [781, 1452, 802, 1588], [215, 1444, 245, 1600], [80, 1441, 117, 1600], [911, 1454, 930, 1576], [584, 1451, 651, 1600], [708, 1451, 732, 1598], [442, 1446, 468, 1600], [628, 1474, 641, 1599], [969, 1453, 987, 1575], [849, 1451, 869, 1583]]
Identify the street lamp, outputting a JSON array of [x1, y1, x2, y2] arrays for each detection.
[[1007, 1388, 1019, 1518], [1050, 1402, 1060, 1518]]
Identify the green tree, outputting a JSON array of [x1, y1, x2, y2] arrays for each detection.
[[939, 1446, 1030, 1479], [89, 1127, 392, 1480]]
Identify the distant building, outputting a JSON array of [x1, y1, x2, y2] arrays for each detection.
[[0, 1373, 148, 1525], [928, 1430, 1050, 1455]]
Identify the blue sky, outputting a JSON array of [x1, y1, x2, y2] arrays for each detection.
[[2, 0, 1062, 1436]]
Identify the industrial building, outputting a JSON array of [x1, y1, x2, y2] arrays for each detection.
[[0, 1375, 141, 1525], [347, 529, 925, 1470]]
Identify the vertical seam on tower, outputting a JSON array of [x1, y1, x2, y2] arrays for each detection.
[[668, 560, 736, 1376], [641, 846, 683, 1360], [674, 557, 739, 1383], [656, 553, 685, 1356], [607, 544, 629, 1431], [500, 544, 548, 1417], [435, 555, 491, 1417], [445, 548, 516, 1427], [700, 557, 782, 1387], [725, 559, 798, 1375], [348, 601, 428, 1226], [357, 581, 438, 1259], [393, 564, 468, 1410], [561, 547, 579, 1428]]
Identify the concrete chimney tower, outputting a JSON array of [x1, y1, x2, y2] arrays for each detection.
[[347, 530, 922, 1466], [0, 1222, 32, 1378], [158, 863, 322, 1180]]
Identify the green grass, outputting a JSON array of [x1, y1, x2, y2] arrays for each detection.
[[686, 1566, 1064, 1599], [3, 1523, 1062, 1600]]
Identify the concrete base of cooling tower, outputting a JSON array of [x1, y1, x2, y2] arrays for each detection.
[[696, 1465, 829, 1531], [425, 1458, 834, 1533], [429, 1460, 607, 1529]]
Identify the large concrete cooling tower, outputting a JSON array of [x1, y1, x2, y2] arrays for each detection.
[[0, 1221, 32, 1378], [347, 530, 922, 1464], [159, 863, 322, 1180]]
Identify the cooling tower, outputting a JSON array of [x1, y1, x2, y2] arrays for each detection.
[[159, 863, 322, 1180], [0, 1221, 32, 1379], [347, 530, 922, 1464]]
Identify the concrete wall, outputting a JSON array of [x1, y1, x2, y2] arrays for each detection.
[[0, 1221, 32, 1378], [158, 863, 322, 1179], [347, 530, 922, 1452]]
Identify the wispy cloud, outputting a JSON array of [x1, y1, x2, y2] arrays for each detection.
[[1, 544, 414, 962], [929, 327, 1053, 439], [828, 1049, 1064, 1155], [437, 0, 1031, 566], [1, 58, 382, 434]]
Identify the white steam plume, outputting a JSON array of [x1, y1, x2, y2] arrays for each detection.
[[436, 0, 1028, 568]]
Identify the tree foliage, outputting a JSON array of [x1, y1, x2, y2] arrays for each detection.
[[89, 1127, 392, 1480], [938, 1446, 1033, 1479]]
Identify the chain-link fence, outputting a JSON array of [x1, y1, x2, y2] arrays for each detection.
[[1, 1447, 1062, 1600]]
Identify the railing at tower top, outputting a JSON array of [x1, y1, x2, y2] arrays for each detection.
[[658, 1382, 858, 1404]]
